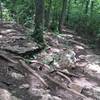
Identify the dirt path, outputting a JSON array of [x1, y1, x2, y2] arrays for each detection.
[[0, 23, 100, 100]]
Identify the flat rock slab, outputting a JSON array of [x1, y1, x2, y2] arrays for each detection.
[[0, 23, 38, 55]]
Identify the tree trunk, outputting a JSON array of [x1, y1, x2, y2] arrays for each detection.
[[85, 0, 90, 14], [45, 0, 52, 29], [90, 0, 94, 17], [66, 0, 71, 23], [33, 0, 45, 46], [58, 0, 67, 32], [0, 1, 3, 23]]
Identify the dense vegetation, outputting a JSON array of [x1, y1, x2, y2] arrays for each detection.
[[0, 0, 100, 48]]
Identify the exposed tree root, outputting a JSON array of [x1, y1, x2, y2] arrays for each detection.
[[56, 71, 72, 83], [19, 59, 86, 98], [58, 69, 80, 78], [19, 60, 48, 88], [44, 74, 87, 99], [0, 54, 18, 64], [30, 60, 80, 78], [30, 60, 50, 69], [29, 60, 79, 83], [68, 39, 88, 48]]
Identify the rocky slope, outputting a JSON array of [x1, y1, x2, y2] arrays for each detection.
[[0, 23, 100, 100]]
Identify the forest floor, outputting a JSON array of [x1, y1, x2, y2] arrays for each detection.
[[0, 22, 100, 100]]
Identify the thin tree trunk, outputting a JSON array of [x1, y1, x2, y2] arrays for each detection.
[[58, 0, 67, 32], [85, 0, 90, 14], [90, 0, 94, 17], [45, 0, 52, 29], [33, 0, 45, 46], [0, 1, 3, 23], [66, 0, 71, 23]]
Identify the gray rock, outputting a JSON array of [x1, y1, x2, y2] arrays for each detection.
[[40, 94, 52, 100], [40, 95, 62, 100], [82, 86, 100, 100], [68, 83, 83, 93], [10, 72, 24, 80], [84, 64, 100, 81], [0, 88, 11, 100], [52, 96, 62, 100]]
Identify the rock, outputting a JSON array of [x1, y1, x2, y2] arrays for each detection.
[[83, 97, 94, 100], [41, 94, 62, 100], [2, 46, 38, 54], [84, 63, 100, 80], [11, 96, 22, 100], [75, 61, 88, 67], [52, 96, 62, 100], [19, 84, 30, 89], [10, 72, 24, 80], [41, 94, 52, 100], [82, 86, 100, 100], [68, 83, 83, 93], [0, 88, 11, 100], [58, 49, 76, 69], [72, 77, 97, 89], [29, 88, 50, 97]]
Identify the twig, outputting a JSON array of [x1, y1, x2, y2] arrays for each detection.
[[44, 74, 87, 98], [0, 54, 18, 64], [19, 60, 48, 88]]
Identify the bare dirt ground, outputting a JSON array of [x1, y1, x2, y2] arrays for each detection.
[[0, 23, 100, 100]]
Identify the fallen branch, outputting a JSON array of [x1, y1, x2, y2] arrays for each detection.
[[0, 54, 18, 64], [19, 60, 48, 88], [44, 74, 87, 99]]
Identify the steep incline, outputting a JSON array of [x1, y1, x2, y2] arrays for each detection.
[[0, 23, 100, 100]]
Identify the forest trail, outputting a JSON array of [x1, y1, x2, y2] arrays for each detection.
[[0, 23, 100, 100]]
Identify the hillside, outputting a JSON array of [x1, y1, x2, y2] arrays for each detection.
[[0, 23, 100, 100]]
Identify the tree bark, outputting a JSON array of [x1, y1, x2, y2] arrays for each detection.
[[66, 0, 71, 23], [0, 1, 3, 23], [90, 0, 94, 17], [58, 0, 67, 32], [85, 0, 90, 14], [45, 0, 52, 29], [33, 0, 45, 46]]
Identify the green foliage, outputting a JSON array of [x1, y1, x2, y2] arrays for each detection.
[[1, 0, 100, 47]]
